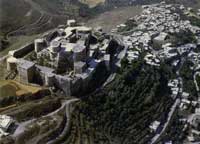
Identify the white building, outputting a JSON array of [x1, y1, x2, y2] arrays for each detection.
[[67, 19, 76, 27], [149, 120, 160, 132], [153, 32, 169, 49], [0, 115, 14, 132]]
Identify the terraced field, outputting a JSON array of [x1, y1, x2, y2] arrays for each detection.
[[0, 0, 96, 56], [0, 0, 41, 36]]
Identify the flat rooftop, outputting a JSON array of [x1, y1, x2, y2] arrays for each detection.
[[73, 44, 86, 53], [36, 65, 55, 74], [18, 59, 35, 69], [62, 43, 76, 52]]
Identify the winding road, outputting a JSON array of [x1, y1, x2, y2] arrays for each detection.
[[194, 72, 200, 94], [150, 56, 184, 144], [150, 98, 180, 144], [12, 98, 79, 140], [47, 98, 79, 144]]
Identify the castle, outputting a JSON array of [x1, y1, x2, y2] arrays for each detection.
[[6, 20, 123, 95]]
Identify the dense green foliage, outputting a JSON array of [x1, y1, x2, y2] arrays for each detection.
[[180, 60, 198, 100], [161, 111, 188, 143], [73, 57, 174, 144], [0, 39, 9, 50], [2, 97, 61, 122], [197, 75, 200, 90], [171, 30, 197, 46], [188, 16, 200, 27]]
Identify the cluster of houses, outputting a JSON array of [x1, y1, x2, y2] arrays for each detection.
[[5, 20, 123, 96], [149, 120, 161, 133], [115, 1, 200, 143], [168, 79, 180, 99], [119, 2, 200, 67]]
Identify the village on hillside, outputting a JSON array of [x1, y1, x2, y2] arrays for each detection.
[[114, 2, 200, 143]]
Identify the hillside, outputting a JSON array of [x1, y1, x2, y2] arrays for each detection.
[[0, 0, 89, 55], [65, 57, 174, 144], [1, 0, 200, 36], [79, 0, 105, 8], [1, 0, 200, 55], [0, 0, 80, 37]]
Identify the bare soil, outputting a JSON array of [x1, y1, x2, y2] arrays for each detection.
[[86, 6, 142, 32]]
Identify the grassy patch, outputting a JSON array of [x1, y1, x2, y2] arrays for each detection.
[[0, 80, 43, 97], [0, 81, 17, 97]]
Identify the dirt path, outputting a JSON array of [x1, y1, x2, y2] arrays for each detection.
[[47, 98, 79, 144], [150, 98, 180, 144]]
